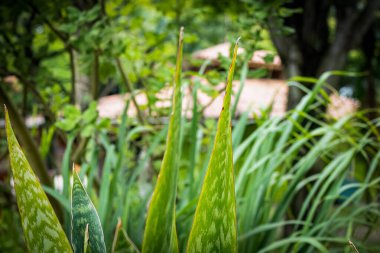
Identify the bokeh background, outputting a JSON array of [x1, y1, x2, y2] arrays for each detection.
[[0, 0, 379, 252]]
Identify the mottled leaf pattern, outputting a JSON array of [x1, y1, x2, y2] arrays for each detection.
[[141, 28, 184, 253], [71, 169, 106, 253], [5, 108, 73, 253], [186, 40, 239, 253], [112, 219, 140, 253]]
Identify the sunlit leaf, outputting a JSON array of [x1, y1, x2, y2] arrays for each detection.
[[141, 27, 184, 253], [186, 39, 239, 253], [112, 218, 140, 253], [71, 168, 106, 253], [5, 107, 73, 253]]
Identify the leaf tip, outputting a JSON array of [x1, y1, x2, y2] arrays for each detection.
[[4, 104, 13, 141], [73, 163, 81, 173], [4, 104, 9, 124], [235, 36, 241, 45], [117, 217, 122, 229]]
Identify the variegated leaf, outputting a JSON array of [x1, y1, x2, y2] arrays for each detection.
[[186, 40, 239, 253], [141, 28, 184, 253], [71, 169, 106, 253], [5, 107, 73, 253]]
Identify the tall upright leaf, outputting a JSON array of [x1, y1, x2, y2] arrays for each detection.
[[141, 27, 184, 253], [4, 107, 73, 253], [186, 40, 239, 253], [71, 168, 106, 253]]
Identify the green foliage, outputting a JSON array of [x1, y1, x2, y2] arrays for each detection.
[[5, 107, 73, 253], [1, 0, 380, 253], [56, 102, 110, 137], [2, 6, 380, 249], [71, 168, 106, 253], [141, 28, 184, 253], [232, 73, 380, 253], [39, 125, 56, 159], [4, 70, 380, 253], [186, 40, 239, 253], [112, 219, 139, 253], [0, 187, 26, 252]]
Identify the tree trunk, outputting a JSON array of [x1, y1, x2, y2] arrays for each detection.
[[269, 0, 380, 108]]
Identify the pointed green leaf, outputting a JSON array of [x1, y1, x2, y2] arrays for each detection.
[[112, 219, 140, 253], [4, 107, 73, 253], [142, 28, 184, 253], [71, 169, 106, 253], [186, 40, 239, 253]]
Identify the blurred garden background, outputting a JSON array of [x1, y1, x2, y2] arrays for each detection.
[[0, 0, 380, 252]]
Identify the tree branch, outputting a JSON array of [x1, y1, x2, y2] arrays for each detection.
[[268, 17, 302, 78], [27, 2, 69, 42], [318, 1, 380, 74], [36, 49, 67, 61], [91, 50, 100, 100], [69, 49, 77, 104], [115, 57, 146, 125], [0, 68, 56, 121]]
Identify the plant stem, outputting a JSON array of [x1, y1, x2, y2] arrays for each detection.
[[22, 84, 28, 117], [69, 49, 77, 104], [72, 137, 89, 163], [91, 50, 100, 100], [115, 57, 145, 124]]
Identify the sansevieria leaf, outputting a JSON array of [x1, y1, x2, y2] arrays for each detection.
[[71, 168, 106, 253], [141, 27, 184, 253], [112, 218, 140, 253], [186, 40, 239, 253], [4, 107, 73, 253]]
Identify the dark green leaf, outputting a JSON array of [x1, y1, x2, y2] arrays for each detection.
[[71, 169, 106, 253]]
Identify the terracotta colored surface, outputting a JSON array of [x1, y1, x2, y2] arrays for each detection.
[[0, 81, 358, 127], [192, 42, 282, 70], [97, 79, 360, 121], [196, 79, 288, 118], [97, 79, 288, 119]]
